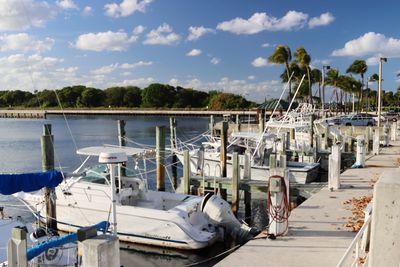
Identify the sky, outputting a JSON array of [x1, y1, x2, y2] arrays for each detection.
[[0, 0, 399, 102]]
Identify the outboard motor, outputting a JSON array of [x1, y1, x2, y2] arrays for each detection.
[[201, 193, 254, 241]]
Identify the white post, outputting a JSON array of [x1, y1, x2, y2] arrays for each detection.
[[243, 152, 251, 180], [355, 135, 365, 167], [268, 168, 289, 236], [391, 121, 397, 141], [80, 235, 120, 267], [377, 57, 386, 127], [7, 228, 27, 267], [108, 164, 118, 235], [328, 144, 341, 190], [383, 124, 389, 147], [373, 129, 380, 155]]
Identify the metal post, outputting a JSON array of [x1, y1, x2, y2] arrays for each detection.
[[156, 126, 165, 191], [117, 120, 126, 177], [183, 151, 190, 195], [221, 121, 228, 177], [108, 164, 118, 235], [41, 124, 57, 230], [231, 153, 239, 216], [377, 57, 387, 127]]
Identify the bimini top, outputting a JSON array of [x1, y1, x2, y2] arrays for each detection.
[[77, 145, 146, 157]]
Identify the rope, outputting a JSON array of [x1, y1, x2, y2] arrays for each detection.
[[266, 175, 290, 236]]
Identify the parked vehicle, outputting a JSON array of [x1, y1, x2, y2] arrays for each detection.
[[334, 113, 375, 126], [383, 110, 398, 122]]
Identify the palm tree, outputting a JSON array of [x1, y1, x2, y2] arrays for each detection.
[[311, 68, 322, 105], [268, 45, 292, 101], [294, 47, 313, 105], [325, 68, 341, 112], [346, 60, 367, 112]]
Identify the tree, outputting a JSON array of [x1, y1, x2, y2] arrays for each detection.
[[123, 86, 141, 107], [58, 85, 86, 107], [268, 45, 292, 101], [173, 87, 208, 108], [346, 60, 367, 111], [294, 47, 313, 105], [208, 93, 250, 110], [141, 83, 176, 108], [104, 87, 126, 107], [79, 88, 105, 107], [311, 68, 322, 104]]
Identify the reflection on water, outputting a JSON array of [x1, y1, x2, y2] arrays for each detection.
[[0, 115, 268, 266]]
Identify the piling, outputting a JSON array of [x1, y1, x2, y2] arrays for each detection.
[[209, 115, 215, 136], [220, 121, 228, 177], [231, 153, 240, 216], [328, 144, 341, 190], [80, 235, 120, 267], [169, 117, 178, 189], [41, 124, 57, 230], [183, 151, 190, 195], [7, 228, 27, 267], [391, 121, 397, 141], [117, 120, 126, 177], [243, 153, 252, 224], [373, 129, 380, 155], [383, 124, 389, 146], [364, 127, 370, 154], [156, 126, 165, 191]]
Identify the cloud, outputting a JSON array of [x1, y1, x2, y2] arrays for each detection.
[[91, 63, 119, 75], [186, 49, 202, 57], [169, 78, 178, 86], [187, 26, 215, 41], [0, 33, 54, 52], [366, 56, 380, 66], [210, 57, 220, 65], [104, 0, 153, 18], [110, 77, 155, 87], [73, 30, 138, 51], [332, 32, 400, 58], [311, 59, 331, 67], [120, 61, 153, 69], [0, 0, 56, 31], [308, 12, 335, 28], [57, 0, 78, 10], [133, 25, 145, 35], [248, 75, 255, 80], [261, 43, 270, 48], [217, 11, 308, 34], [252, 57, 269, 67], [82, 6, 93, 16], [143, 23, 181, 45]]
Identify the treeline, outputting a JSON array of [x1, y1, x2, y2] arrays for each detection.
[[0, 84, 255, 110]]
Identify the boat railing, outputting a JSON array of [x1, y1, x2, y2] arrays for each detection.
[[336, 203, 372, 267]]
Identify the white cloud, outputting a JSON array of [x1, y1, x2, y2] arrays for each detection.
[[187, 26, 215, 41], [0, 33, 54, 52], [91, 63, 119, 75], [0, 0, 56, 31], [133, 25, 145, 35], [120, 61, 153, 69], [308, 12, 335, 28], [143, 23, 181, 45], [366, 56, 380, 66], [210, 57, 220, 65], [248, 75, 255, 80], [252, 57, 269, 67], [261, 43, 270, 48], [311, 59, 331, 67], [121, 71, 132, 76], [186, 49, 202, 57], [82, 6, 93, 16], [332, 32, 400, 58], [111, 77, 155, 88], [57, 0, 78, 10], [104, 0, 153, 18], [217, 11, 308, 34], [169, 78, 179, 86], [73, 30, 137, 51]]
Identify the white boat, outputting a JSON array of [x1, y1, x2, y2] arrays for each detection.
[[15, 146, 252, 250]]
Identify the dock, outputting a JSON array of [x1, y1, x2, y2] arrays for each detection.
[[216, 140, 400, 267]]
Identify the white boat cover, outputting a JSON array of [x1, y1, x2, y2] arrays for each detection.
[[77, 145, 146, 156]]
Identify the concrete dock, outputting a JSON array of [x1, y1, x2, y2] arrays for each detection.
[[216, 141, 400, 267]]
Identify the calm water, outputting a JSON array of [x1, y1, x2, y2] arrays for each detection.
[[0, 115, 262, 266]]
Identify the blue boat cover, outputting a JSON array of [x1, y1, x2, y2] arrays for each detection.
[[0, 170, 63, 195]]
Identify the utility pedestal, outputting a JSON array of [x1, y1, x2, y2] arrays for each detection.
[[373, 129, 380, 155], [79, 235, 120, 267], [328, 144, 341, 190], [7, 228, 27, 267], [355, 135, 365, 168]]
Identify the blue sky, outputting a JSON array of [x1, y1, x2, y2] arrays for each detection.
[[0, 0, 399, 102]]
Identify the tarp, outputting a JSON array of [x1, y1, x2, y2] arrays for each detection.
[[0, 170, 63, 195]]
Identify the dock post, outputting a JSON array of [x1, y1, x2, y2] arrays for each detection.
[[364, 127, 370, 154], [369, 170, 400, 267], [258, 113, 264, 133], [80, 235, 120, 267], [391, 121, 397, 141], [231, 152, 240, 216], [355, 135, 365, 167], [235, 114, 240, 132], [156, 126, 166, 191], [183, 151, 191, 195], [169, 117, 178, 189], [117, 120, 126, 177], [310, 114, 315, 148], [209, 115, 214, 137], [328, 144, 341, 190], [220, 121, 228, 177], [41, 124, 57, 230], [383, 124, 389, 147], [268, 167, 289, 236], [373, 129, 380, 155], [7, 228, 27, 267], [243, 152, 252, 224]]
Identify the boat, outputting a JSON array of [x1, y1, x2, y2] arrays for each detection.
[[15, 146, 253, 250]]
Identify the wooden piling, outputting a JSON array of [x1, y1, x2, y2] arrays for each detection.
[[183, 151, 190, 195], [117, 120, 126, 177], [156, 126, 166, 191], [7, 227, 27, 267], [41, 124, 57, 230], [243, 153, 252, 224], [169, 117, 178, 189], [220, 121, 228, 177], [231, 153, 239, 216]]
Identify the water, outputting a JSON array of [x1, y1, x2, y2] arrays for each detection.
[[0, 115, 260, 266]]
